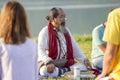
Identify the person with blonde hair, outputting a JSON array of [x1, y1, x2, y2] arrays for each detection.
[[0, 1, 37, 80]]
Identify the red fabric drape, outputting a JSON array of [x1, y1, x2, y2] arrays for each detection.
[[48, 22, 74, 67]]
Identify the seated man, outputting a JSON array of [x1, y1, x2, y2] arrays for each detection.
[[38, 7, 91, 78]]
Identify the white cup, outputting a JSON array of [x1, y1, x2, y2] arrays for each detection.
[[74, 66, 80, 80]]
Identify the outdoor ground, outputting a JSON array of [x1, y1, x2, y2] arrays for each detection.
[[37, 34, 93, 80]]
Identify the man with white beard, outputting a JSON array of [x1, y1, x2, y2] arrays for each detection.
[[38, 7, 91, 78]]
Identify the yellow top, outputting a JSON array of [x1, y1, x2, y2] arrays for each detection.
[[103, 8, 120, 80]]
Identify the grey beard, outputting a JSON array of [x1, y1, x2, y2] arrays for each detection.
[[60, 25, 68, 33], [61, 22, 65, 26], [60, 22, 67, 33]]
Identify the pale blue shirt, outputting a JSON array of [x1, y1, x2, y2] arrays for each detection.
[[91, 24, 106, 60]]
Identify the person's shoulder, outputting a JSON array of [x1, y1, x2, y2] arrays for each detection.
[[109, 8, 120, 17], [26, 38, 36, 43], [38, 26, 48, 35], [93, 24, 104, 32], [25, 38, 37, 46], [40, 26, 48, 32], [111, 8, 120, 13]]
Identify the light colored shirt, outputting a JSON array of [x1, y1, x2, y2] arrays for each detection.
[[38, 26, 86, 65], [103, 8, 120, 80], [0, 38, 38, 80], [91, 24, 106, 59]]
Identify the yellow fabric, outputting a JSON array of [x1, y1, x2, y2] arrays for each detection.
[[103, 8, 120, 80]]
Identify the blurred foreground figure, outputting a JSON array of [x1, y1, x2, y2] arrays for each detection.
[[95, 8, 120, 80], [0, 1, 37, 80]]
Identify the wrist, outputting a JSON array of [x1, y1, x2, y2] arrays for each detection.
[[46, 60, 53, 65], [84, 58, 91, 69], [84, 58, 89, 64]]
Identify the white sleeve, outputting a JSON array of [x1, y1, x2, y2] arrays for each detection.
[[66, 28, 87, 63], [38, 27, 52, 64]]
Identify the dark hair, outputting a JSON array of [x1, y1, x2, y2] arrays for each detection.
[[46, 7, 59, 21]]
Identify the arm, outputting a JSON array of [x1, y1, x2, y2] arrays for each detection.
[[71, 36, 86, 63], [66, 28, 86, 63], [38, 27, 55, 73], [71, 34, 91, 69], [38, 27, 52, 67], [66, 28, 91, 68], [102, 42, 117, 75], [95, 42, 118, 80], [98, 44, 106, 53]]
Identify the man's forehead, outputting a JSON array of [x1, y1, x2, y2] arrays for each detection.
[[58, 8, 66, 16]]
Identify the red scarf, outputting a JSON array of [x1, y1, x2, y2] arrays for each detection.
[[48, 22, 74, 67]]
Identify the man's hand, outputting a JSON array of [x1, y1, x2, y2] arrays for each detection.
[[84, 59, 92, 69], [46, 62, 55, 73]]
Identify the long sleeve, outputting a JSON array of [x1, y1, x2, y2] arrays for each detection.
[[66, 28, 87, 63], [38, 26, 52, 64]]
